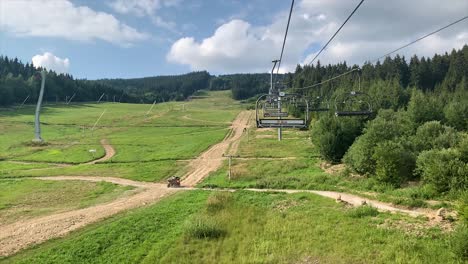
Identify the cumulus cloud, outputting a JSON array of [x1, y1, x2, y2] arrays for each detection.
[[0, 0, 148, 46], [167, 0, 468, 73], [32, 52, 70, 74]]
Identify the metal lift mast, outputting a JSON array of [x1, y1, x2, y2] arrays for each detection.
[[33, 70, 46, 143]]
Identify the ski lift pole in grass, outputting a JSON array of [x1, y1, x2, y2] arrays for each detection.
[[223, 154, 240, 180], [33, 70, 47, 143], [66, 93, 76, 105], [89, 149, 97, 159], [146, 100, 157, 117], [91, 109, 107, 136], [97, 93, 105, 104], [18, 94, 30, 109]]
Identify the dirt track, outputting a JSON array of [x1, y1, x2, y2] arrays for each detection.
[[85, 139, 116, 164], [0, 180, 178, 256], [181, 111, 252, 186]]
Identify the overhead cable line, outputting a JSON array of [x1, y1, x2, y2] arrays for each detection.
[[292, 68, 359, 90], [373, 15, 468, 62], [276, 0, 295, 76], [293, 14, 468, 90], [307, 0, 365, 66], [273, 0, 295, 89]]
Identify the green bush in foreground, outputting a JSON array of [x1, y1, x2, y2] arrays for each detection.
[[457, 192, 468, 225], [373, 140, 416, 186], [416, 148, 467, 193], [206, 191, 233, 213], [311, 115, 363, 163], [184, 215, 226, 239], [347, 205, 379, 218], [450, 224, 468, 260]]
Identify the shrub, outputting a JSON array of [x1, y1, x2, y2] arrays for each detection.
[[347, 205, 379, 218], [457, 192, 468, 225], [344, 109, 412, 175], [416, 148, 467, 193], [444, 100, 468, 130], [407, 89, 444, 124], [457, 134, 468, 163], [373, 140, 416, 186], [206, 192, 233, 213], [411, 121, 460, 152], [184, 215, 225, 239], [311, 115, 364, 162], [449, 224, 468, 260]]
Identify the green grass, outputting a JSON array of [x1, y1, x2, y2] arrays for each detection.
[[0, 179, 133, 225], [0, 91, 242, 181], [4, 190, 464, 263], [2, 191, 210, 264], [202, 120, 458, 209], [200, 158, 343, 190], [2, 160, 188, 182], [107, 127, 228, 162]]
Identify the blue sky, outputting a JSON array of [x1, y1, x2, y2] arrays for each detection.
[[1, 0, 467, 79]]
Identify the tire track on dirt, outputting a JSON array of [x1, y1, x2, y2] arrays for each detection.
[[180, 111, 252, 186]]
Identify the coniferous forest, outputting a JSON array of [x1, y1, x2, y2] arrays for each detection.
[[0, 57, 211, 106]]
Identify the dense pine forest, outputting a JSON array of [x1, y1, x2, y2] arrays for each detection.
[[0, 58, 213, 106], [0, 56, 140, 106], [209, 73, 285, 100], [97, 71, 211, 103]]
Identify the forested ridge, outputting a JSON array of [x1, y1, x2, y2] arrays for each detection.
[[0, 57, 213, 106], [209, 73, 285, 100], [97, 71, 211, 103], [0, 55, 279, 106], [0, 56, 140, 106]]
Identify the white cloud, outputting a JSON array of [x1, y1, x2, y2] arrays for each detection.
[[167, 0, 468, 73], [109, 0, 181, 16], [108, 0, 181, 33], [0, 0, 148, 46], [32, 52, 70, 74]]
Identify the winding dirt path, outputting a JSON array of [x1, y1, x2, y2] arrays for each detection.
[[85, 139, 115, 164], [0, 180, 179, 257], [243, 188, 432, 218], [181, 111, 252, 186], [8, 139, 115, 171]]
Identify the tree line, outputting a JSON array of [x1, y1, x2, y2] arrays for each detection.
[[97, 71, 211, 103], [0, 56, 212, 106], [0, 56, 140, 106], [209, 73, 285, 100]]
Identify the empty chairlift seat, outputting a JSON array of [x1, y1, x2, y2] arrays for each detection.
[[334, 91, 373, 117]]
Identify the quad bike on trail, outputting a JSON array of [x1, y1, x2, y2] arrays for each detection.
[[167, 176, 181, 188]]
